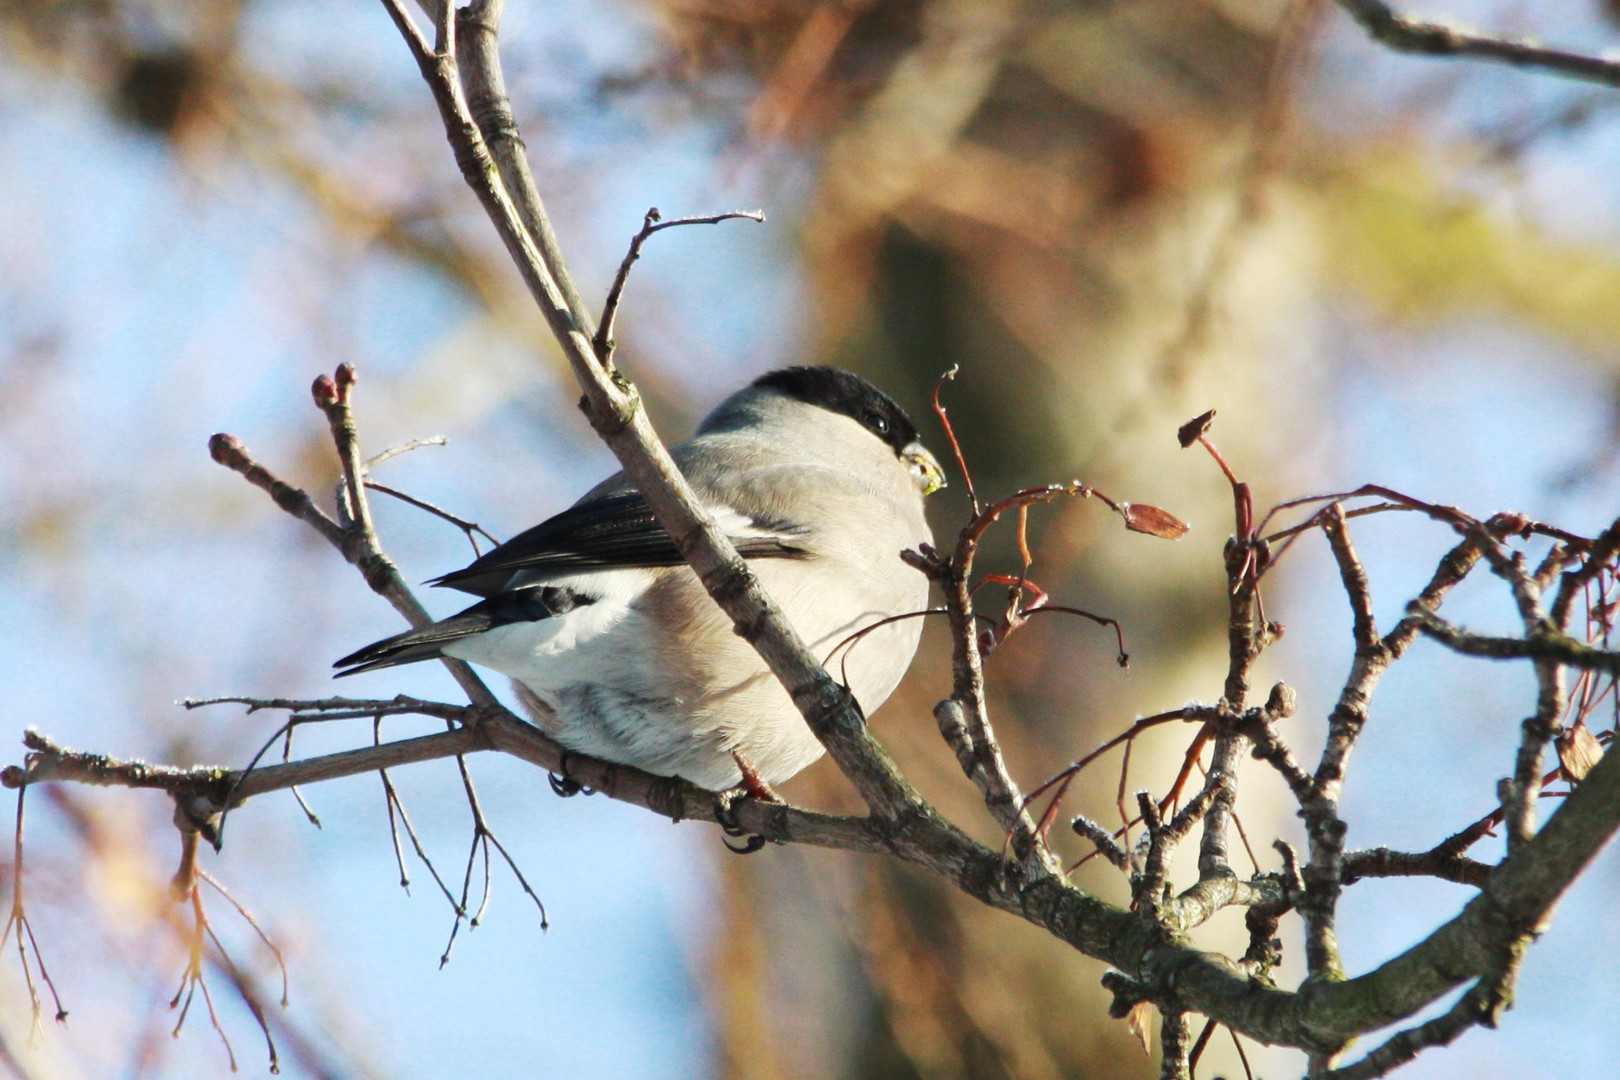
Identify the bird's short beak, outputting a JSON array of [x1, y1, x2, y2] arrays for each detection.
[[903, 442, 947, 496]]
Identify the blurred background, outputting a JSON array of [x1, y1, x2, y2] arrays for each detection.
[[3, 0, 1620, 1076]]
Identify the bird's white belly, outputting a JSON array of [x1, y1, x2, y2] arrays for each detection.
[[441, 570, 720, 775], [442, 557, 926, 791]]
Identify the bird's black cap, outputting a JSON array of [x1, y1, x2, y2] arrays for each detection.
[[752, 366, 920, 456]]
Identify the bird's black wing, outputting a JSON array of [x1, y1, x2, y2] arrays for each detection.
[[432, 490, 811, 597]]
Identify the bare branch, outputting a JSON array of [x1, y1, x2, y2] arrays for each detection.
[[594, 208, 765, 361], [1300, 505, 1396, 981], [1160, 1007, 1191, 1080], [1335, 0, 1620, 90], [1230, 683, 1312, 805], [1340, 846, 1490, 889], [209, 400, 498, 709], [386, 10, 925, 817], [365, 480, 501, 552], [364, 434, 448, 470], [1159, 872, 1288, 936], [378, 0, 433, 67], [1551, 514, 1620, 628], [1322, 944, 1525, 1080], [1069, 814, 1129, 871], [1410, 612, 1620, 675], [209, 433, 344, 547], [1383, 536, 1485, 657], [19, 7, 1619, 1072]]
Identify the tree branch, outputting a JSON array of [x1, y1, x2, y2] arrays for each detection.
[[1410, 612, 1620, 675], [380, 0, 923, 823], [1300, 504, 1394, 982], [1335, 0, 1620, 90], [212, 379, 498, 709], [16, 7, 1620, 1073], [594, 207, 765, 361]]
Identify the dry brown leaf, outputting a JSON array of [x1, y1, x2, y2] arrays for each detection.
[[1177, 409, 1216, 448], [1126, 999, 1154, 1054], [1122, 502, 1190, 540], [1557, 722, 1604, 782]]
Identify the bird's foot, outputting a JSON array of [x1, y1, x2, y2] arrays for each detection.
[[712, 792, 766, 854], [712, 789, 749, 836], [732, 751, 781, 803], [713, 753, 780, 854]]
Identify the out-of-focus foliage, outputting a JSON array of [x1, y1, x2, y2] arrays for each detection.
[[4, 0, 1620, 1077]]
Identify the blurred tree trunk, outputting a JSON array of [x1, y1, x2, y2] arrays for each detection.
[[663, 2, 1321, 1076]]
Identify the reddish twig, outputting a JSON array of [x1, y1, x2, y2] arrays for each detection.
[[932, 366, 979, 515]]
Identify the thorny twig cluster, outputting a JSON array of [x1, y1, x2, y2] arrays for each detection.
[[1024, 408, 1620, 1078], [5, 2, 1620, 1077]]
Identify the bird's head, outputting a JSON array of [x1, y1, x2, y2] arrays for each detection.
[[747, 366, 947, 496]]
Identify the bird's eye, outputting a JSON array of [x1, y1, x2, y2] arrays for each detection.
[[865, 412, 890, 435]]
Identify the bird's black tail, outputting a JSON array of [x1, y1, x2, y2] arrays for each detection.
[[332, 613, 487, 676], [333, 585, 589, 677]]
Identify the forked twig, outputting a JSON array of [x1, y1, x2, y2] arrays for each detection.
[[594, 208, 765, 361], [366, 481, 501, 555], [2, 786, 68, 1030]]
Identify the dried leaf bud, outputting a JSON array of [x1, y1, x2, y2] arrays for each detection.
[[977, 626, 1000, 656], [1125, 1000, 1154, 1054], [1177, 409, 1216, 448], [1121, 502, 1190, 540], [1556, 723, 1604, 783], [208, 433, 244, 466], [311, 374, 339, 408]]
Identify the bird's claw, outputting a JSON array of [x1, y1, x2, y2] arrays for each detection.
[[713, 790, 771, 854], [713, 790, 748, 836], [548, 752, 591, 797]]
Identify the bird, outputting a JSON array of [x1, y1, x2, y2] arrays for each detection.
[[334, 366, 945, 794]]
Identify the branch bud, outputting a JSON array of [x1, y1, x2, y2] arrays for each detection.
[[334, 362, 358, 403], [208, 433, 245, 467], [311, 374, 339, 408], [1266, 681, 1297, 719]]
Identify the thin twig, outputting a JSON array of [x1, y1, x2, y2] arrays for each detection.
[[1410, 613, 1620, 675], [593, 208, 765, 361], [3, 786, 67, 1029], [1336, 0, 1620, 90], [364, 434, 448, 470], [931, 366, 979, 515], [366, 480, 501, 553], [208, 400, 499, 711]]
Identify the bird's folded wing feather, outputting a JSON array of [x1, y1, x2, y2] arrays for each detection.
[[432, 490, 811, 596]]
